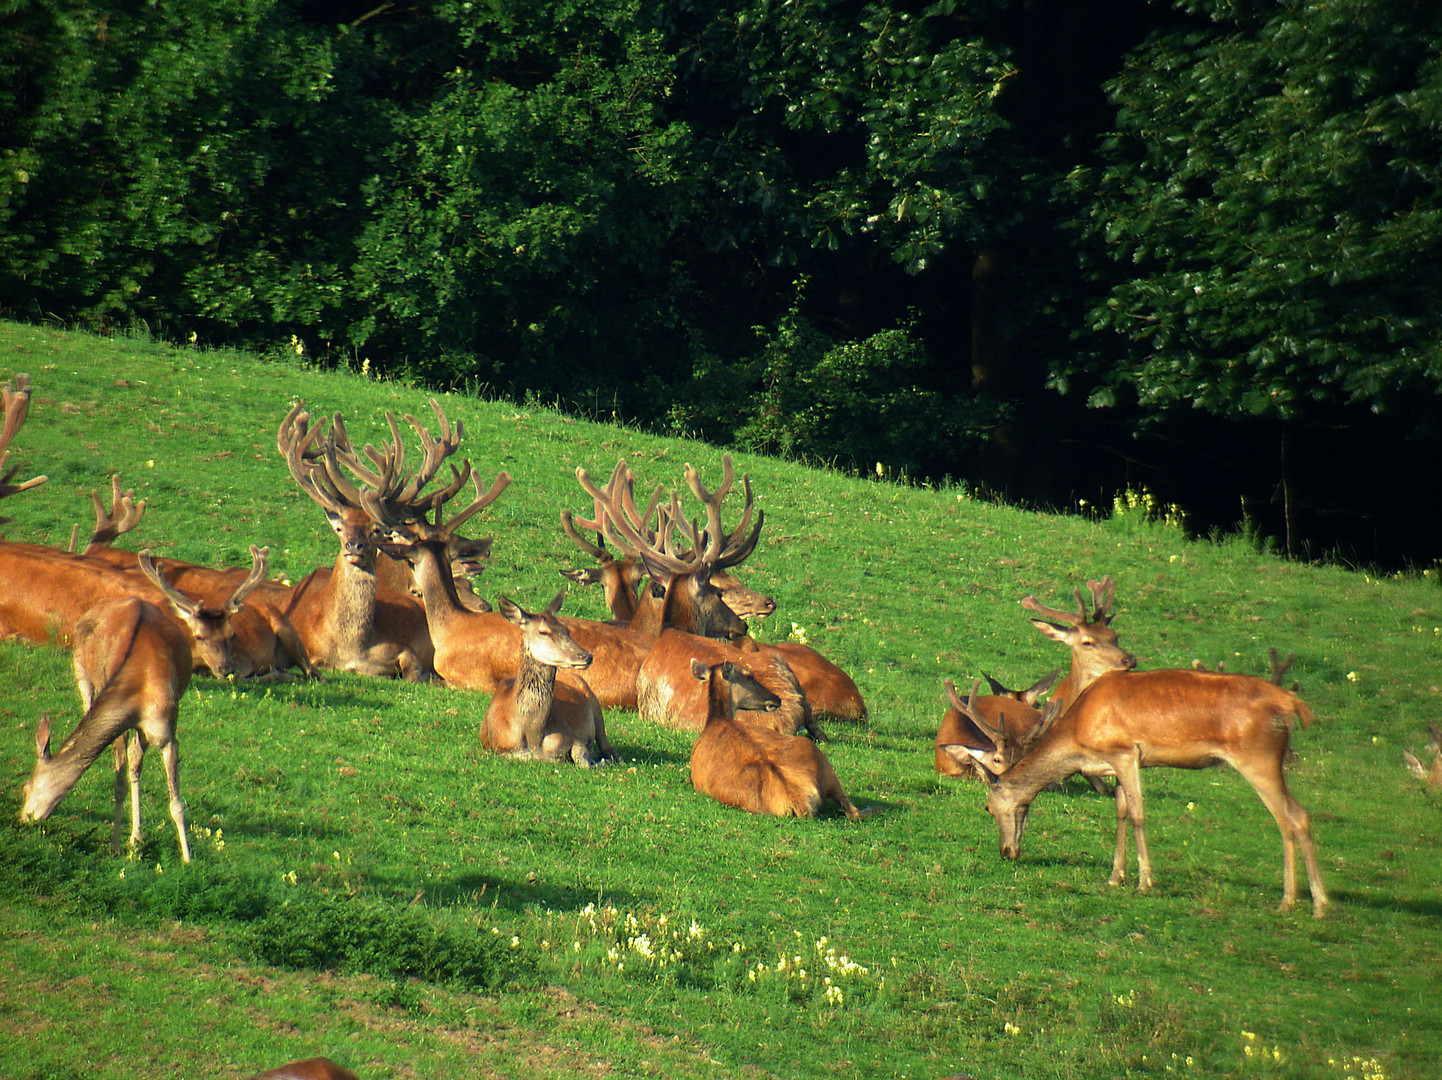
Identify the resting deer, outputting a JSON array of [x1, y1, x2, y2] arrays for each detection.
[[480, 592, 612, 765], [277, 401, 434, 679], [84, 541, 313, 679], [984, 667, 1328, 917], [689, 656, 863, 819], [0, 540, 265, 680], [248, 1059, 359, 1080], [0, 373, 47, 528], [314, 403, 652, 707], [576, 456, 818, 736], [562, 471, 867, 722], [18, 566, 212, 862], [935, 669, 1060, 779]]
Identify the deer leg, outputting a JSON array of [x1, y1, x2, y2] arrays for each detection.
[[1108, 781, 1129, 886], [110, 737, 130, 856], [1239, 762, 1328, 917], [1114, 760, 1151, 891], [157, 738, 192, 864], [592, 708, 616, 763], [122, 732, 146, 855], [816, 755, 862, 820]]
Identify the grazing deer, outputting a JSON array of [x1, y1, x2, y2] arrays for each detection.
[[935, 669, 1060, 779], [19, 580, 206, 862], [277, 401, 434, 680], [248, 1059, 359, 1080], [576, 456, 818, 736], [983, 667, 1329, 917], [481, 592, 612, 766], [689, 656, 863, 819]]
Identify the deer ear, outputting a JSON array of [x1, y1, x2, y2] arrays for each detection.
[[497, 596, 524, 624], [543, 591, 566, 617], [1029, 619, 1068, 642], [941, 744, 995, 770], [690, 658, 709, 681], [35, 713, 53, 762]]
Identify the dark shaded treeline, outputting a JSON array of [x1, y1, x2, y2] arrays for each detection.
[[2, 0, 1438, 567]]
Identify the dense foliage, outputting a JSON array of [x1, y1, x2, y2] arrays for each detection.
[[2, 0, 1439, 561]]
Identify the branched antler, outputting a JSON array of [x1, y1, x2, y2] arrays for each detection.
[[1, 374, 48, 520]]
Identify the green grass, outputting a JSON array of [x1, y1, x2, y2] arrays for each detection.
[[1, 321, 1439, 1080]]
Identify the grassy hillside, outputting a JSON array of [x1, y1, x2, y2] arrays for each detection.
[[1, 321, 1438, 1080]]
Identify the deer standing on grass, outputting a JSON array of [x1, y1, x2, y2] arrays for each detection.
[[1021, 576, 1137, 705], [935, 669, 1060, 779], [17, 556, 223, 862], [481, 592, 613, 766], [277, 401, 435, 680], [576, 456, 819, 736], [983, 666, 1329, 917], [689, 656, 864, 819]]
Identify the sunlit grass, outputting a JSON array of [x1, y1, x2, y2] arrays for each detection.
[[1, 322, 1439, 1080]]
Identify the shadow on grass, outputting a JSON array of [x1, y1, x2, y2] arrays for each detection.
[[375, 870, 646, 915]]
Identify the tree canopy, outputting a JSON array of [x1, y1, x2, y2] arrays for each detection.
[[2, 0, 1438, 564]]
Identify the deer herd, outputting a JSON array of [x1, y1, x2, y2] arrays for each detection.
[[2, 374, 1333, 917]]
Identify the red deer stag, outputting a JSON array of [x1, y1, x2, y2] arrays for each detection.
[[324, 406, 652, 709], [18, 564, 215, 862], [689, 656, 863, 819], [576, 456, 817, 736], [1021, 576, 1137, 706], [277, 401, 434, 679], [0, 542, 265, 680], [481, 592, 612, 766], [984, 667, 1328, 917], [934, 669, 1060, 779], [563, 465, 867, 723], [84, 540, 312, 679]]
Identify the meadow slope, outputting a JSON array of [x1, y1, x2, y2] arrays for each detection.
[[1, 322, 1439, 1080]]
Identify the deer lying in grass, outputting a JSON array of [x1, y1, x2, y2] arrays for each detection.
[[311, 403, 651, 707], [481, 592, 613, 766], [248, 1059, 359, 1080], [984, 666, 1329, 917], [934, 670, 1060, 779], [562, 469, 868, 723], [690, 656, 863, 819], [576, 456, 819, 736], [277, 401, 434, 680], [19, 571, 205, 862]]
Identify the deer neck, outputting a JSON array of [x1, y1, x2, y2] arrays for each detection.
[[514, 650, 558, 732], [329, 547, 378, 637], [404, 540, 470, 628], [995, 719, 1089, 805], [703, 670, 737, 728], [23, 696, 140, 817]]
